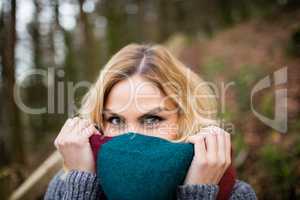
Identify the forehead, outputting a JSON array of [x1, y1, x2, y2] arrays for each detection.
[[104, 75, 170, 113]]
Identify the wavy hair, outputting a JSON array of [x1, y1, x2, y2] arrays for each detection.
[[78, 43, 218, 142]]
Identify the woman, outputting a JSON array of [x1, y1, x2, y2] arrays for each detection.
[[44, 44, 257, 200]]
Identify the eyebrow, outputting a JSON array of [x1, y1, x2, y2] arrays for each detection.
[[103, 106, 167, 119]]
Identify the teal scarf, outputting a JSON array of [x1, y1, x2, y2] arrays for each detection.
[[97, 132, 194, 200], [90, 131, 236, 200]]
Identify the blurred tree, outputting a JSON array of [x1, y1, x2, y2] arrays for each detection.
[[78, 0, 102, 80], [0, 0, 26, 166]]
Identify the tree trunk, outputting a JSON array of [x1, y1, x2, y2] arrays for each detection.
[[0, 0, 26, 166]]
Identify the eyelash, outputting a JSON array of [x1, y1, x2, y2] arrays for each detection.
[[105, 115, 165, 128], [140, 115, 165, 126]]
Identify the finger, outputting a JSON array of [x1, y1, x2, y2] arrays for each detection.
[[56, 118, 72, 139], [216, 130, 226, 164], [58, 118, 77, 143], [201, 126, 223, 152], [187, 135, 207, 161], [200, 125, 213, 132], [60, 117, 82, 142], [81, 124, 99, 138], [206, 132, 218, 161], [78, 119, 91, 133], [186, 134, 198, 144], [194, 136, 207, 162], [206, 126, 227, 156], [60, 118, 72, 133], [65, 117, 81, 132], [187, 131, 211, 148], [55, 118, 75, 145], [186, 132, 208, 144], [83, 118, 93, 127], [225, 132, 231, 163], [201, 125, 221, 134]]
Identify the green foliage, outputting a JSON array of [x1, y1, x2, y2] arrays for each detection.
[[232, 64, 266, 112], [218, 110, 235, 121], [233, 129, 248, 153], [258, 141, 300, 199], [201, 58, 226, 80]]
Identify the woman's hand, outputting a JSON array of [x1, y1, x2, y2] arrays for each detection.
[[54, 117, 101, 173], [184, 126, 231, 185]]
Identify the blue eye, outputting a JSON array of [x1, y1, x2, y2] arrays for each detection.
[[107, 116, 123, 126], [142, 115, 164, 127]]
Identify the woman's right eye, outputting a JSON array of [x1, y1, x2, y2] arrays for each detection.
[[107, 116, 124, 127], [108, 116, 120, 125]]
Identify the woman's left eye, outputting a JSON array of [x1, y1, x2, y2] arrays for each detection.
[[142, 115, 164, 126]]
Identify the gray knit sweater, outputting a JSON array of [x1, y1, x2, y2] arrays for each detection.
[[44, 170, 257, 200]]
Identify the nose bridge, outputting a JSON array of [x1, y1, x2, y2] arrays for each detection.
[[126, 121, 142, 133]]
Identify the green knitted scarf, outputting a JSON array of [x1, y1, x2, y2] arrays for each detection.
[[97, 132, 194, 200]]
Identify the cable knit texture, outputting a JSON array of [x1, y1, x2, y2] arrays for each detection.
[[177, 184, 219, 199], [44, 170, 101, 200], [44, 170, 257, 200]]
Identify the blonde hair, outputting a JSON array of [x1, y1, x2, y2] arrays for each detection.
[[78, 43, 218, 142]]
